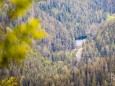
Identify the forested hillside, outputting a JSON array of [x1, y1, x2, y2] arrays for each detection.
[[34, 0, 108, 55], [82, 20, 115, 62], [34, 0, 115, 56], [0, 0, 115, 86]]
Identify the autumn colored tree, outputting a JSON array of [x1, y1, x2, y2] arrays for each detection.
[[0, 0, 46, 67]]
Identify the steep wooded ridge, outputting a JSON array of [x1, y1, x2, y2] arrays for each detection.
[[0, 0, 115, 86], [35, 0, 108, 55], [35, 0, 115, 56], [82, 20, 115, 62]]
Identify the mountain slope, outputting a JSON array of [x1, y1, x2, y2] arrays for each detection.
[[82, 20, 115, 62], [32, 0, 110, 57]]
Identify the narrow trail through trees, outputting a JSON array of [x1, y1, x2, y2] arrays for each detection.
[[75, 39, 86, 62], [76, 48, 83, 61]]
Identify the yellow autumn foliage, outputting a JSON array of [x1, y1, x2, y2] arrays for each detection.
[[0, 0, 46, 67], [10, 0, 32, 19], [0, 77, 19, 86], [5, 32, 18, 44], [0, 18, 46, 66]]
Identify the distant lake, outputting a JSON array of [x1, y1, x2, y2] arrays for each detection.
[[75, 36, 87, 40], [75, 36, 87, 48]]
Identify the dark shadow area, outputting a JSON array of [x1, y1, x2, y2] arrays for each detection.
[[75, 36, 87, 40]]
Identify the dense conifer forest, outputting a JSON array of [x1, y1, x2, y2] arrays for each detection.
[[0, 0, 115, 86]]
